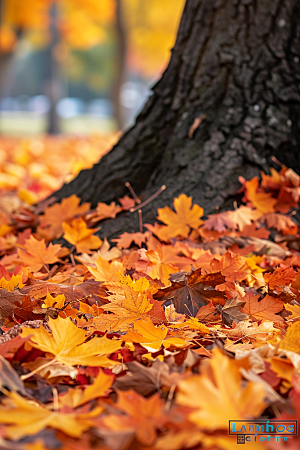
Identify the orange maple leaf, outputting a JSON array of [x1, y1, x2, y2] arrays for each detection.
[[119, 195, 136, 210], [18, 235, 61, 272], [112, 231, 148, 249], [241, 177, 277, 214], [103, 389, 165, 445], [262, 212, 297, 234], [149, 246, 191, 285], [203, 211, 235, 233], [39, 195, 90, 239], [62, 218, 102, 254], [264, 266, 296, 290], [92, 276, 155, 332], [210, 251, 248, 282], [85, 254, 125, 281], [87, 201, 122, 225], [241, 292, 284, 322], [227, 206, 261, 231], [156, 194, 204, 240]]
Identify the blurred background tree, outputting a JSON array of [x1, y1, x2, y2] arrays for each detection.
[[0, 0, 185, 134]]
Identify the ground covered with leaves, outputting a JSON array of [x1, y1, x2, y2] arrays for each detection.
[[0, 138, 300, 449]]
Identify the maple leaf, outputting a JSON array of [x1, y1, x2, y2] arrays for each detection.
[[93, 276, 154, 332], [102, 389, 165, 445], [18, 235, 61, 272], [140, 243, 190, 286], [21, 279, 107, 306], [203, 211, 235, 232], [241, 176, 277, 213], [21, 316, 121, 367], [86, 202, 122, 226], [262, 212, 297, 233], [76, 238, 122, 265], [280, 321, 300, 353], [227, 206, 261, 231], [119, 195, 135, 210], [39, 195, 90, 239], [0, 273, 24, 291], [85, 254, 125, 281], [133, 318, 187, 351], [156, 194, 204, 240], [154, 267, 225, 316], [169, 317, 210, 333], [0, 390, 101, 440], [176, 348, 267, 430], [196, 302, 218, 322], [112, 231, 148, 249], [59, 369, 113, 408], [284, 303, 300, 320], [35, 289, 78, 319], [210, 251, 248, 283], [221, 297, 248, 327], [62, 218, 102, 254], [241, 292, 284, 322], [264, 266, 296, 291]]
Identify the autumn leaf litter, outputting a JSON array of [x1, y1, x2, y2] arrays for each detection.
[[0, 147, 300, 449]]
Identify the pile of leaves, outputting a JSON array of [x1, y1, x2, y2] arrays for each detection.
[[0, 160, 300, 449], [0, 134, 118, 204]]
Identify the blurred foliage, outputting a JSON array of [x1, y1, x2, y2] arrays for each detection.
[[0, 0, 185, 79], [0, 133, 119, 203]]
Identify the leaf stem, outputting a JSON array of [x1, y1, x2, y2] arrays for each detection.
[[21, 358, 56, 381]]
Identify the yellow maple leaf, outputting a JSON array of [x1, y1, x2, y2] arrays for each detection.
[[18, 235, 61, 272], [92, 276, 154, 332], [59, 369, 113, 408], [176, 348, 267, 430], [156, 194, 204, 240], [85, 254, 125, 281], [39, 195, 90, 239], [0, 390, 100, 440], [280, 321, 300, 353], [134, 318, 187, 352], [169, 317, 210, 333], [0, 274, 24, 291], [284, 303, 300, 320], [62, 217, 102, 254], [42, 289, 78, 319], [21, 316, 121, 367]]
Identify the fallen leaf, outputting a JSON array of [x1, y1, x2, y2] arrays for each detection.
[[112, 231, 148, 249], [176, 348, 267, 429], [60, 369, 113, 408], [221, 297, 248, 327], [62, 218, 102, 253], [241, 292, 284, 322], [18, 235, 61, 272], [227, 206, 261, 231], [154, 267, 225, 316], [156, 194, 204, 240], [133, 318, 187, 352], [21, 316, 121, 367], [39, 195, 90, 239], [203, 211, 235, 233], [0, 390, 100, 440]]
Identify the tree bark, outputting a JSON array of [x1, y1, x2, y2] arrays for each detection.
[[51, 0, 300, 239], [112, 0, 127, 130]]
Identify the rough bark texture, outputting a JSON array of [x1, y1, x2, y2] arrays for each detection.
[[52, 0, 300, 239]]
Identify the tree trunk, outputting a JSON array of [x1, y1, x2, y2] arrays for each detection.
[[51, 0, 300, 239], [112, 0, 127, 130], [46, 2, 62, 135]]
